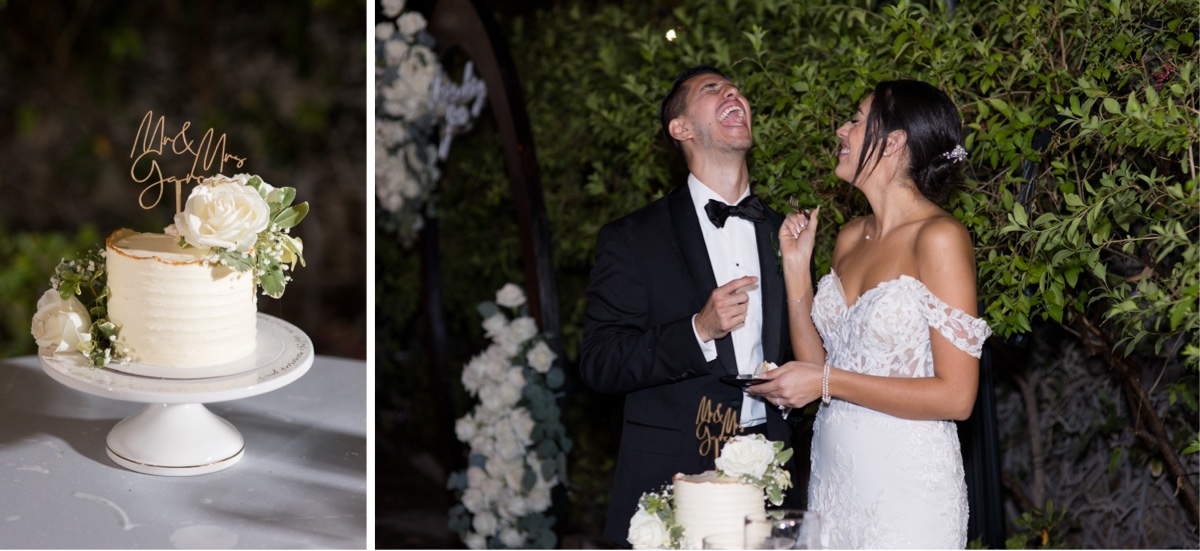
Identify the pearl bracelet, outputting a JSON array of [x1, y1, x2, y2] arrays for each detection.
[[821, 363, 831, 405]]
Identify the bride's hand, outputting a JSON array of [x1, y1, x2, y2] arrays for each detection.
[[748, 360, 822, 410], [778, 205, 820, 263]]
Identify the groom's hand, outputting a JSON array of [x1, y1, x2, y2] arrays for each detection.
[[695, 275, 758, 342]]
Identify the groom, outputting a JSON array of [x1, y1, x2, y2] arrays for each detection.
[[580, 65, 801, 547]]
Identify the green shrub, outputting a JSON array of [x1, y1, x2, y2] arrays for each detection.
[[383, 0, 1198, 542]]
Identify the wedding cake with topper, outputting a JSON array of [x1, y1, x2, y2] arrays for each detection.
[[31, 112, 308, 371], [628, 434, 792, 549]]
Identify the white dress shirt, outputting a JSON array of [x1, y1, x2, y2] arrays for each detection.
[[687, 174, 766, 427]]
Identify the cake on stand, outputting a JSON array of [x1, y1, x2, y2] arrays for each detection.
[[38, 313, 314, 476]]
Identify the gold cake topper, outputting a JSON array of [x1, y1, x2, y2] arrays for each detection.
[[129, 111, 248, 213]]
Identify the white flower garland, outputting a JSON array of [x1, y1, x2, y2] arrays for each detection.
[[448, 283, 571, 549], [375, 0, 486, 247]]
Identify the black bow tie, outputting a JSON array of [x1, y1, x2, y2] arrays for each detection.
[[705, 195, 766, 228]]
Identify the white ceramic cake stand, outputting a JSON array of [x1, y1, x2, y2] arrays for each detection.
[[38, 313, 314, 477]]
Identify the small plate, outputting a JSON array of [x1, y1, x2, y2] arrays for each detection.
[[720, 374, 770, 388]]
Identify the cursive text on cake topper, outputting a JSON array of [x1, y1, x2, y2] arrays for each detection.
[[129, 111, 248, 213], [695, 395, 747, 459]]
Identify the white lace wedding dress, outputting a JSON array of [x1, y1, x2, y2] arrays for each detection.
[[808, 271, 992, 549]]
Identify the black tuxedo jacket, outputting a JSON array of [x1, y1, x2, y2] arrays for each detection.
[[580, 184, 800, 547]]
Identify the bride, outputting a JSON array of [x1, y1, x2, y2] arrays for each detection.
[[749, 79, 992, 548]]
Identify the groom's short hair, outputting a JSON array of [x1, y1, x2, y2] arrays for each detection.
[[661, 65, 727, 151]]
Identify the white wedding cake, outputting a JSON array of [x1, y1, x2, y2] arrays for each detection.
[[672, 471, 765, 548], [31, 173, 308, 371], [106, 229, 258, 368]]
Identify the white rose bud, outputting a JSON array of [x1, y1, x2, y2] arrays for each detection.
[[175, 175, 270, 253], [31, 290, 93, 353], [525, 340, 556, 374], [628, 504, 669, 549], [495, 283, 526, 309], [715, 435, 776, 479]]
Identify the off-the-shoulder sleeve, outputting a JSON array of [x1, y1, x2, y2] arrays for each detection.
[[915, 284, 992, 358]]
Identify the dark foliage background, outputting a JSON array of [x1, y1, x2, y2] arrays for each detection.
[[379, 0, 1197, 548], [0, 0, 368, 360]]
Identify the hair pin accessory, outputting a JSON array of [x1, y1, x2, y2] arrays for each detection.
[[942, 144, 968, 163]]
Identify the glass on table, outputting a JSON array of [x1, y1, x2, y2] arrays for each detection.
[[744, 509, 821, 549], [701, 532, 746, 549]]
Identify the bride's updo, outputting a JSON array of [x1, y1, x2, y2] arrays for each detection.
[[858, 80, 965, 204]]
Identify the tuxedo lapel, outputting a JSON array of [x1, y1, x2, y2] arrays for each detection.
[[755, 217, 783, 363], [668, 186, 739, 376]]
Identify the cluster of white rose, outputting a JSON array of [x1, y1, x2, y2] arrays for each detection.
[[451, 283, 563, 549], [32, 248, 126, 368], [172, 173, 308, 299], [375, 0, 443, 245]]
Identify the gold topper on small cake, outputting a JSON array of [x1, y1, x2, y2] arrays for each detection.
[[129, 111, 248, 213]]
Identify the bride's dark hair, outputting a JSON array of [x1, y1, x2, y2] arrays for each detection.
[[853, 79, 965, 204]]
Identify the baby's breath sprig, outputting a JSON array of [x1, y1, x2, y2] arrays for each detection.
[[51, 248, 127, 368]]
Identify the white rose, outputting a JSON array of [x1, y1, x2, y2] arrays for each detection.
[[502, 461, 526, 491], [381, 0, 406, 18], [508, 316, 539, 344], [525, 340, 556, 373], [175, 175, 270, 253], [480, 472, 504, 500], [471, 511, 498, 537], [509, 407, 534, 444], [397, 11, 427, 40], [455, 414, 478, 443], [493, 427, 524, 462], [461, 487, 486, 514], [466, 466, 488, 489], [495, 283, 526, 309], [384, 39, 410, 67], [463, 532, 486, 550], [481, 313, 508, 339], [715, 435, 776, 479], [499, 527, 526, 548], [375, 21, 395, 41], [628, 504, 669, 549], [31, 289, 92, 353], [526, 482, 552, 512]]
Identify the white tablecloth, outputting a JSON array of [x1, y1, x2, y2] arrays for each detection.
[[0, 354, 366, 549]]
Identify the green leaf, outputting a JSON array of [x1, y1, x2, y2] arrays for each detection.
[[273, 202, 309, 229], [259, 265, 286, 299]]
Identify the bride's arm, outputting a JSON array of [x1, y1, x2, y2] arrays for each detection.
[[779, 207, 826, 364]]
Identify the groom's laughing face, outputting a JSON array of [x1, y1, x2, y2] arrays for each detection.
[[675, 73, 753, 154]]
